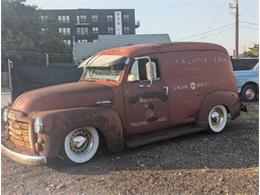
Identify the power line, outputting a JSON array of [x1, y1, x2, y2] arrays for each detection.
[[240, 21, 259, 26], [240, 26, 259, 30], [190, 27, 234, 41], [205, 0, 228, 31], [176, 23, 235, 41], [218, 27, 232, 42]]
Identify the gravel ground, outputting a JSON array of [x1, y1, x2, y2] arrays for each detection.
[[1, 102, 259, 195]]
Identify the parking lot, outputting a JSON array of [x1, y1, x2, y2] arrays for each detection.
[[1, 95, 258, 194]]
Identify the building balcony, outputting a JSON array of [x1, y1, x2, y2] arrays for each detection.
[[75, 22, 90, 26]]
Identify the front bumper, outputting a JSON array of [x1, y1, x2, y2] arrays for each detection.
[[1, 141, 47, 165]]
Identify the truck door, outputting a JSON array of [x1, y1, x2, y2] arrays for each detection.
[[124, 56, 170, 135]]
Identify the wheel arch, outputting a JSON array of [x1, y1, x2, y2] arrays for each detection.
[[223, 105, 231, 114], [35, 107, 124, 160], [196, 91, 241, 128]]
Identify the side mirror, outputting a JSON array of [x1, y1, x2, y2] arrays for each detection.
[[146, 61, 157, 81]]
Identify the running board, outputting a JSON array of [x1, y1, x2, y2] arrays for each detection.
[[125, 125, 203, 148]]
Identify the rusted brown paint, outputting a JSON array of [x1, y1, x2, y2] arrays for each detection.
[[128, 91, 168, 104], [197, 91, 241, 125], [34, 107, 124, 158], [98, 42, 228, 59], [2, 42, 244, 163], [13, 82, 114, 114]]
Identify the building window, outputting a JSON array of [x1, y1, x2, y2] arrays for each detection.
[[39, 15, 48, 21], [92, 15, 98, 22], [64, 40, 71, 45], [93, 39, 98, 43], [123, 26, 130, 34], [78, 39, 88, 43], [123, 14, 130, 22], [76, 27, 88, 35], [58, 28, 70, 35], [107, 15, 113, 22], [66, 16, 70, 23], [107, 27, 114, 34], [77, 15, 87, 23], [92, 27, 99, 34], [41, 28, 48, 32], [58, 15, 70, 23]]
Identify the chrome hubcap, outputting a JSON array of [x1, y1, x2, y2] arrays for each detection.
[[210, 108, 224, 128], [70, 129, 93, 155], [245, 88, 255, 100], [72, 136, 87, 148]]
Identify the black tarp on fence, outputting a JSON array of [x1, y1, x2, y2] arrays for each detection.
[[11, 65, 82, 101], [231, 58, 258, 70]]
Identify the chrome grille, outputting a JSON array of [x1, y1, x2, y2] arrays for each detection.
[[7, 119, 32, 149]]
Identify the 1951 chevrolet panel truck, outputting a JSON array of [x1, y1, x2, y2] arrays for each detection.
[[2, 42, 246, 165]]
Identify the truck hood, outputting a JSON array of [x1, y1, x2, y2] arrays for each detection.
[[12, 81, 114, 114]]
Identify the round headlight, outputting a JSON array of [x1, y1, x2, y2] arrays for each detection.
[[34, 118, 43, 133], [3, 108, 9, 122]]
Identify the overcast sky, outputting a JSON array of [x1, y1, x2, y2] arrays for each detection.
[[26, 0, 259, 54]]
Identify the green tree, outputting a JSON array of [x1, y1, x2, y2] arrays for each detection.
[[38, 17, 72, 64], [1, 0, 72, 70], [243, 44, 259, 58]]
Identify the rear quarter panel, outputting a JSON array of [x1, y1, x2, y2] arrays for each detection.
[[158, 50, 236, 125]]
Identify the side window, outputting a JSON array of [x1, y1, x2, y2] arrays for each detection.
[[128, 58, 160, 82], [128, 60, 140, 81]]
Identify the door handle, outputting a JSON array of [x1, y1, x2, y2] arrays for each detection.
[[163, 86, 169, 96]]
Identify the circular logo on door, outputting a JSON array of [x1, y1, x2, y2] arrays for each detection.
[[190, 82, 196, 90]]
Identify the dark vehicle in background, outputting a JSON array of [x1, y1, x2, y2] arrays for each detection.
[[234, 63, 259, 102]]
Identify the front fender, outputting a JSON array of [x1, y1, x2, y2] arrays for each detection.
[[196, 91, 241, 128], [33, 107, 124, 159]]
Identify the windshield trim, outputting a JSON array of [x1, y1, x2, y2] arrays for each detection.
[[80, 55, 129, 82]]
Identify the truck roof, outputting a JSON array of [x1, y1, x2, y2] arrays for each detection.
[[97, 42, 228, 57]]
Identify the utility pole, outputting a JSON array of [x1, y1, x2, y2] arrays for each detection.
[[230, 0, 239, 58], [235, 0, 239, 59]]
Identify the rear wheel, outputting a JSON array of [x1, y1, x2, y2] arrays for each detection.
[[241, 84, 258, 102], [207, 105, 228, 133], [63, 127, 99, 164]]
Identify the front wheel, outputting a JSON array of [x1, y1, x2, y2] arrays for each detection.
[[63, 127, 99, 164], [207, 105, 228, 133]]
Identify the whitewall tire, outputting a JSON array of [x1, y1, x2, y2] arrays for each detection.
[[64, 127, 99, 164], [208, 105, 228, 133]]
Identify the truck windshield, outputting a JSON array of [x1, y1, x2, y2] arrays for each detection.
[[80, 55, 128, 81]]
